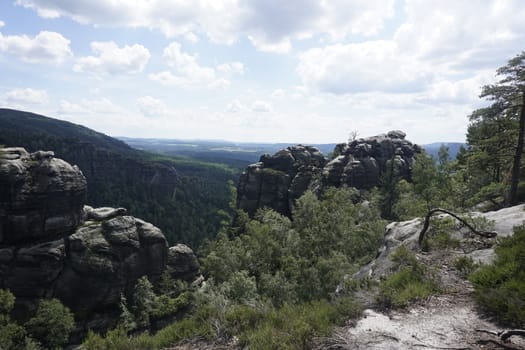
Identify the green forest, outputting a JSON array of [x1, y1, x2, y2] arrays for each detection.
[[0, 109, 242, 248]]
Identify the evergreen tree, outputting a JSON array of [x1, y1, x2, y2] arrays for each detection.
[[467, 51, 525, 206]]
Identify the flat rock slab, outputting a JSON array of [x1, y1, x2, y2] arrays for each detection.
[[339, 296, 525, 349]]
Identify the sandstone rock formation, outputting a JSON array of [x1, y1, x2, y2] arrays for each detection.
[[0, 147, 86, 244], [0, 147, 199, 330], [237, 145, 327, 216], [323, 130, 421, 189], [237, 131, 421, 216]]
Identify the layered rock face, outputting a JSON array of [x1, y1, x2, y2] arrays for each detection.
[[324, 130, 421, 189], [0, 148, 86, 244], [0, 148, 199, 327], [237, 131, 421, 216], [237, 145, 327, 216]]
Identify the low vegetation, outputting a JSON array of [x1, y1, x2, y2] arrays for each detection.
[[470, 225, 525, 327], [0, 289, 75, 350], [82, 187, 382, 349], [377, 246, 439, 308]]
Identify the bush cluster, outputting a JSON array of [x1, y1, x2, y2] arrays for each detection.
[[470, 226, 525, 327], [377, 246, 439, 308], [0, 289, 75, 350]]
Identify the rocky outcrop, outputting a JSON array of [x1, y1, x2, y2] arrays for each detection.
[[323, 130, 421, 189], [166, 244, 200, 281], [0, 147, 86, 244], [53, 212, 169, 314], [0, 148, 199, 329], [237, 131, 420, 216], [237, 145, 326, 216]]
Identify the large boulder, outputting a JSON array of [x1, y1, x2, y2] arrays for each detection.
[[237, 145, 326, 216], [0, 148, 87, 244], [166, 244, 200, 281], [53, 213, 169, 314]]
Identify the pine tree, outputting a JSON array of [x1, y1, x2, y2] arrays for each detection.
[[467, 51, 525, 206]]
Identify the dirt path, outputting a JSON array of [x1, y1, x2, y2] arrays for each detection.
[[326, 295, 525, 349], [321, 242, 525, 349]]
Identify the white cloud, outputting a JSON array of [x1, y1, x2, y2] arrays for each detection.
[[162, 42, 214, 80], [137, 96, 167, 117], [16, 0, 395, 52], [58, 97, 124, 116], [251, 99, 272, 112], [184, 32, 199, 43], [226, 99, 244, 113], [208, 78, 231, 89], [0, 30, 71, 64], [0, 21, 5, 28], [150, 42, 237, 89], [1, 88, 48, 106], [394, 0, 525, 69], [74, 41, 150, 76], [297, 41, 432, 94], [271, 89, 286, 98], [217, 61, 244, 75]]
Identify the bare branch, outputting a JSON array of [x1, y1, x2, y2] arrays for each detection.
[[418, 208, 497, 246]]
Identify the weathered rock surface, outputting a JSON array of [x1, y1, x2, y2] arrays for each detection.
[[323, 130, 421, 189], [53, 214, 169, 314], [0, 148, 199, 330], [354, 204, 525, 280], [237, 145, 326, 216], [237, 131, 420, 216], [0, 147, 87, 244], [166, 244, 200, 281]]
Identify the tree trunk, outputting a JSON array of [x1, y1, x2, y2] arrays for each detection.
[[507, 92, 525, 206], [418, 208, 497, 246]]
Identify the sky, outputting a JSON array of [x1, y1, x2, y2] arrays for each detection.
[[0, 1, 524, 144]]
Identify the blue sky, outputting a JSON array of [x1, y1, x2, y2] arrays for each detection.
[[0, 0, 524, 144]]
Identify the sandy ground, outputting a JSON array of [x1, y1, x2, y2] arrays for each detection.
[[326, 296, 525, 349]]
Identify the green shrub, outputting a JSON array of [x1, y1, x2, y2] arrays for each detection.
[[470, 226, 525, 327], [221, 270, 258, 303], [453, 256, 477, 278], [0, 289, 37, 350], [0, 289, 15, 314], [150, 292, 192, 319], [421, 217, 460, 251], [131, 276, 156, 328], [25, 298, 75, 350], [378, 246, 438, 308], [237, 298, 361, 350]]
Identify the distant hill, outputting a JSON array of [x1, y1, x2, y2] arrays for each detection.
[[422, 142, 466, 159], [118, 137, 337, 165], [119, 136, 466, 163], [0, 108, 238, 247]]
